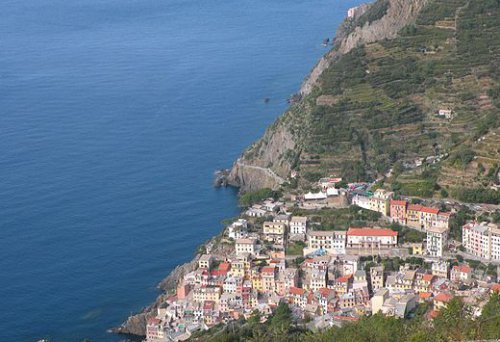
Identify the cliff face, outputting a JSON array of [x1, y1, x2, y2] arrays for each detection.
[[228, 0, 428, 193], [301, 0, 427, 96]]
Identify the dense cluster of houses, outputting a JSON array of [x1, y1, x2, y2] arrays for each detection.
[[349, 189, 452, 258], [144, 195, 499, 342]]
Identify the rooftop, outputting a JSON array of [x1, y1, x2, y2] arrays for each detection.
[[347, 227, 398, 237], [390, 200, 407, 206], [434, 292, 453, 303], [420, 207, 440, 215]]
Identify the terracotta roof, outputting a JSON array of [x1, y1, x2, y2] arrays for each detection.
[[419, 292, 432, 299], [438, 211, 452, 217], [318, 288, 334, 297], [408, 204, 423, 211], [491, 284, 500, 292], [420, 206, 440, 214], [434, 292, 453, 303], [219, 262, 231, 272], [391, 200, 407, 206], [422, 274, 435, 282], [453, 264, 471, 273], [147, 317, 162, 325], [337, 274, 352, 283], [289, 286, 306, 296], [347, 228, 398, 237], [261, 267, 276, 273]]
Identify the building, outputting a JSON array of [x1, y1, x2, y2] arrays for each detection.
[[352, 189, 393, 216], [146, 317, 168, 342], [419, 207, 440, 231], [290, 216, 307, 236], [431, 261, 449, 278], [462, 222, 500, 261], [263, 221, 286, 243], [407, 204, 423, 230], [434, 292, 453, 310], [370, 265, 385, 292], [450, 264, 472, 283], [371, 288, 389, 314], [305, 230, 346, 255], [406, 204, 450, 231], [227, 219, 248, 240], [380, 294, 418, 318], [198, 254, 214, 270], [193, 286, 222, 303], [307, 268, 327, 291], [235, 238, 257, 256], [261, 266, 277, 293], [346, 228, 398, 251], [438, 109, 453, 119], [390, 200, 408, 225], [426, 225, 448, 257]]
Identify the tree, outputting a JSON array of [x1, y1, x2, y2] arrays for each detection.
[[434, 297, 473, 341], [270, 302, 292, 330], [477, 292, 500, 339]]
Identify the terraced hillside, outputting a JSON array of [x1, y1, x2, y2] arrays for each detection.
[[229, 0, 500, 203]]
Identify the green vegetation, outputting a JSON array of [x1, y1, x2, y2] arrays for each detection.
[[286, 241, 306, 256], [192, 294, 500, 342], [239, 188, 280, 207], [450, 187, 500, 204], [389, 222, 426, 244], [291, 206, 381, 231], [357, 0, 390, 27], [449, 206, 474, 240]]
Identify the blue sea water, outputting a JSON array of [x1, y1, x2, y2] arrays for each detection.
[[0, 0, 361, 341]]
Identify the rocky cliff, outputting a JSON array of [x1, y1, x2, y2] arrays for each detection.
[[227, 0, 428, 193]]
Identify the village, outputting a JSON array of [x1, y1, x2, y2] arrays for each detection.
[[145, 177, 500, 342]]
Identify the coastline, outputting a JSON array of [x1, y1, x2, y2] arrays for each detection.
[[110, 5, 364, 338]]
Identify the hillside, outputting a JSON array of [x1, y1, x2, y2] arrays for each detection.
[[228, 0, 500, 203]]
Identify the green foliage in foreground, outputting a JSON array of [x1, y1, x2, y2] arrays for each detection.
[[191, 294, 500, 342], [239, 188, 280, 207]]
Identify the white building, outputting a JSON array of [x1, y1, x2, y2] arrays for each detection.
[[438, 109, 453, 119], [426, 225, 448, 257], [227, 219, 248, 239], [431, 261, 449, 278], [304, 191, 327, 201], [346, 228, 398, 250], [462, 222, 500, 261], [235, 238, 258, 256], [305, 230, 346, 255], [290, 216, 307, 236]]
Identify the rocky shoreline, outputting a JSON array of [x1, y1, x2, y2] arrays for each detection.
[[111, 257, 201, 337]]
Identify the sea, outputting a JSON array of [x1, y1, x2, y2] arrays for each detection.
[[0, 0, 361, 341]]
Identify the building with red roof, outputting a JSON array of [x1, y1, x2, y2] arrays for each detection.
[[434, 292, 453, 310], [451, 264, 472, 283], [346, 228, 398, 251]]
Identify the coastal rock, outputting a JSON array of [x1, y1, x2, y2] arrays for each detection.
[[113, 257, 200, 337], [227, 119, 295, 192], [158, 257, 200, 292]]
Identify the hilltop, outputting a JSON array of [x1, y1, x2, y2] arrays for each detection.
[[228, 0, 500, 204]]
